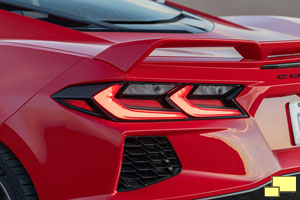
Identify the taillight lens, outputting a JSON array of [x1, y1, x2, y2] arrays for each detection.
[[52, 82, 246, 121], [122, 83, 175, 96], [193, 85, 235, 96], [93, 84, 187, 120], [170, 85, 242, 118], [62, 99, 95, 112]]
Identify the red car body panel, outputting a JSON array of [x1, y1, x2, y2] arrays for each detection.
[[1, 1, 300, 199]]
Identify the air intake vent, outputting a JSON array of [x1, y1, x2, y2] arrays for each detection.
[[117, 137, 181, 191]]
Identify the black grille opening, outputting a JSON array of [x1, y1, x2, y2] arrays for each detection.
[[117, 136, 181, 192]]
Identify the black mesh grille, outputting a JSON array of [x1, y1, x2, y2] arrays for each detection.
[[117, 136, 181, 191]]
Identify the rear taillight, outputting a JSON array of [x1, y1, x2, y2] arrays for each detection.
[[93, 84, 187, 120], [52, 82, 247, 121], [170, 85, 242, 118]]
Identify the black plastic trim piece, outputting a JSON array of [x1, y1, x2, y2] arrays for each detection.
[[117, 136, 181, 192], [261, 62, 300, 69]]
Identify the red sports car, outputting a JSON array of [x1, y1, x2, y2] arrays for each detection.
[[0, 0, 300, 199]]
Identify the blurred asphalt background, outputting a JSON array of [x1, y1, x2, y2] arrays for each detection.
[[172, 0, 300, 17]]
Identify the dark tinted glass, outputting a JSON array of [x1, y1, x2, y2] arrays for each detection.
[[6, 0, 181, 22]]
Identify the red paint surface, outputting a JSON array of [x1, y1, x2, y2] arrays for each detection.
[[1, 2, 300, 199]]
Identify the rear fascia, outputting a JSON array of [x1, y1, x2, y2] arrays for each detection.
[[4, 35, 300, 200], [3, 54, 300, 200]]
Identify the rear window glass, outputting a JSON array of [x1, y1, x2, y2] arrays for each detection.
[[2, 0, 181, 23]]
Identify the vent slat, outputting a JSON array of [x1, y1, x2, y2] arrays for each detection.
[[118, 136, 181, 192]]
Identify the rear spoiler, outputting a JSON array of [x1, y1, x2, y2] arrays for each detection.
[[94, 38, 300, 72]]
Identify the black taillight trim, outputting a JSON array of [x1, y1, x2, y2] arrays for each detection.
[[52, 82, 248, 122]]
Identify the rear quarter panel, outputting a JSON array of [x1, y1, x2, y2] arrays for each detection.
[[0, 43, 84, 124]]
